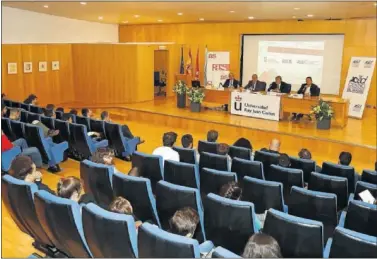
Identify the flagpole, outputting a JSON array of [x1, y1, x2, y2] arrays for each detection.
[[204, 45, 208, 86]]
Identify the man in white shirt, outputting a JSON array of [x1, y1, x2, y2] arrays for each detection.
[[153, 132, 180, 162]]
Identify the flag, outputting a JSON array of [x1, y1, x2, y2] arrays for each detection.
[[186, 47, 192, 75], [204, 45, 208, 86], [195, 47, 199, 80], [179, 45, 184, 74]]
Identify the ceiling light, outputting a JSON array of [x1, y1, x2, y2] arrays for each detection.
[[134, 15, 140, 18], [98, 16, 103, 20], [157, 19, 163, 22], [199, 18, 205, 21], [374, 2, 377, 6], [294, 7, 300, 10], [177, 12, 183, 15], [230, 10, 235, 13], [43, 5, 48, 8], [80, 2, 87, 5], [122, 21, 128, 24], [292, 16, 296, 18], [248, 16, 254, 20], [307, 14, 314, 17]]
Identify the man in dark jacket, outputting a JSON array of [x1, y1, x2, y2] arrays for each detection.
[[293, 76, 320, 121], [267, 76, 291, 94]]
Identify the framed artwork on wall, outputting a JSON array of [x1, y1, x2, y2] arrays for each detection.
[[52, 61, 60, 71], [23, 62, 32, 73], [7, 63, 17, 74], [39, 61, 47, 72]]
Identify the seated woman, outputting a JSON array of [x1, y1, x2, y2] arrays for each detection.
[[56, 176, 95, 205], [242, 233, 282, 258], [23, 94, 38, 105], [109, 196, 142, 228]]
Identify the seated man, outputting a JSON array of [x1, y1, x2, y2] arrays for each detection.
[[152, 132, 180, 163], [262, 139, 281, 154], [298, 148, 322, 172], [81, 108, 93, 118], [223, 73, 240, 88], [57, 176, 96, 205], [339, 151, 360, 182], [244, 74, 266, 92], [278, 153, 291, 168], [207, 130, 218, 143], [267, 76, 291, 94], [292, 76, 320, 121], [109, 196, 142, 228], [242, 233, 282, 258], [169, 207, 199, 238], [217, 143, 231, 169], [32, 120, 59, 138], [8, 108, 21, 121], [69, 109, 78, 116]]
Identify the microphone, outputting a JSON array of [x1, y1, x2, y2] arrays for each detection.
[[218, 82, 223, 88]]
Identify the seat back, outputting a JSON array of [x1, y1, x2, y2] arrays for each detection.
[[353, 181, 377, 201], [29, 105, 43, 114], [20, 110, 28, 122], [200, 168, 237, 196], [242, 176, 285, 214], [199, 152, 229, 173], [204, 193, 259, 254], [34, 190, 92, 258], [80, 160, 114, 207], [3, 99, 12, 107], [40, 116, 54, 129], [290, 156, 316, 183], [2, 117, 15, 141], [156, 181, 205, 241], [112, 172, 160, 226], [164, 160, 199, 189], [254, 150, 279, 178], [27, 113, 41, 123], [24, 124, 50, 162], [90, 119, 106, 138], [82, 203, 138, 258], [172, 146, 197, 164], [131, 151, 163, 192], [212, 246, 242, 258], [263, 208, 324, 258], [10, 120, 25, 140], [198, 140, 218, 154], [55, 111, 63, 120], [322, 162, 355, 194], [327, 227, 377, 258], [11, 101, 21, 108], [344, 200, 377, 237], [104, 122, 126, 157], [361, 170, 377, 185], [231, 158, 265, 180], [228, 145, 251, 160], [20, 103, 30, 111], [69, 123, 92, 159], [53, 119, 71, 144], [138, 222, 200, 258], [75, 115, 90, 130]]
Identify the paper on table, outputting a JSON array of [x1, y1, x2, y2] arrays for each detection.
[[358, 190, 376, 204]]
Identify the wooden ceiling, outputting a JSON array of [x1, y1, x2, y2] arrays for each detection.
[[2, 1, 377, 24]]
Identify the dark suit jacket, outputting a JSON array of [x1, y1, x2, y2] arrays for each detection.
[[297, 83, 320, 96], [223, 79, 240, 88], [244, 80, 266, 92], [268, 81, 291, 94]]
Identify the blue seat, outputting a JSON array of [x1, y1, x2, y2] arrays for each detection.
[[309, 172, 349, 210], [321, 162, 356, 194], [2, 117, 16, 141], [199, 152, 229, 173], [164, 160, 200, 189], [29, 105, 43, 114], [231, 157, 265, 180], [228, 145, 252, 160], [349, 181, 377, 202], [40, 116, 54, 130], [34, 190, 92, 258], [156, 180, 206, 242], [24, 124, 68, 167], [200, 168, 237, 196], [1, 146, 21, 172], [289, 186, 338, 241], [53, 119, 71, 145], [290, 156, 317, 183], [242, 176, 288, 214], [11, 100, 21, 108], [324, 227, 377, 258], [89, 119, 106, 138], [1, 175, 56, 255], [27, 113, 41, 123], [3, 99, 12, 107], [198, 140, 218, 154], [75, 115, 91, 130], [80, 160, 114, 207], [173, 146, 198, 164], [10, 120, 25, 140], [254, 150, 279, 179], [112, 172, 161, 226], [82, 203, 138, 258], [104, 122, 138, 159], [21, 103, 30, 111], [361, 169, 377, 185], [339, 199, 377, 237], [204, 193, 261, 255], [212, 246, 242, 258], [138, 222, 213, 258], [268, 164, 304, 205], [131, 151, 163, 193], [263, 208, 325, 258], [55, 111, 63, 120], [20, 110, 28, 122]]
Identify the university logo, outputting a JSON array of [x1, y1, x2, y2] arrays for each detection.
[[234, 95, 242, 111], [352, 104, 362, 112]]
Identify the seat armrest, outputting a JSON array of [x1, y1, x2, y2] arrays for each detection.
[[283, 204, 288, 213], [323, 238, 332, 258], [348, 193, 355, 204], [338, 211, 347, 227], [199, 240, 214, 255]]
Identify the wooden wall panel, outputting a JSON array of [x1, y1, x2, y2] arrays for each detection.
[[119, 18, 377, 106]]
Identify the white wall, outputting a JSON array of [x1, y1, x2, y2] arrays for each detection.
[[2, 7, 119, 43]]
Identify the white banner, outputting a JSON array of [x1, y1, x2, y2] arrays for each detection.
[[206, 52, 230, 87], [342, 57, 376, 118], [230, 92, 281, 121]]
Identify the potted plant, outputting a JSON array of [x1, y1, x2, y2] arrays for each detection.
[[311, 99, 334, 130], [173, 80, 188, 108], [187, 88, 205, 112]]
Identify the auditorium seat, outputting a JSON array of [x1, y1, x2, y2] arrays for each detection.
[[90, 119, 106, 138], [228, 145, 252, 160], [20, 103, 30, 111], [131, 151, 163, 193], [361, 169, 377, 185], [27, 113, 41, 123], [349, 181, 377, 202], [156, 180, 206, 242], [211, 246, 242, 258], [104, 122, 138, 159], [242, 176, 288, 214], [289, 186, 338, 241], [290, 156, 317, 183], [53, 119, 71, 145], [199, 152, 229, 173], [20, 110, 28, 122], [200, 168, 237, 196], [10, 100, 21, 108], [55, 111, 63, 120], [138, 222, 214, 258], [82, 203, 138, 258], [40, 116, 54, 130], [2, 117, 16, 141], [1, 146, 21, 172], [324, 227, 377, 258], [321, 162, 356, 194], [75, 115, 90, 130], [34, 190, 92, 258], [112, 172, 161, 226], [10, 120, 25, 140], [29, 105, 43, 114], [231, 158, 265, 180], [1, 175, 57, 256], [309, 172, 349, 210], [204, 193, 260, 255], [263, 208, 325, 258], [254, 150, 279, 179], [173, 146, 197, 164], [267, 164, 304, 205], [164, 160, 200, 189], [24, 124, 68, 167], [198, 140, 218, 154], [338, 199, 377, 237], [3, 99, 12, 107], [80, 160, 114, 207]]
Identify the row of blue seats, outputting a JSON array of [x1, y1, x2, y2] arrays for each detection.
[[3, 99, 46, 115]]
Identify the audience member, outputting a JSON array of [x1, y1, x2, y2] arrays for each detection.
[[128, 167, 141, 177], [57, 176, 95, 204], [56, 107, 64, 113], [32, 119, 59, 137], [339, 151, 352, 166], [219, 181, 242, 200], [181, 134, 193, 149], [169, 207, 199, 238], [69, 109, 78, 116], [233, 137, 253, 151], [207, 130, 219, 142], [152, 132, 180, 162], [9, 108, 21, 120], [44, 108, 56, 118], [90, 147, 116, 166], [278, 153, 291, 168], [81, 108, 93, 118], [62, 113, 74, 123], [1, 100, 7, 117], [263, 139, 280, 154], [298, 148, 322, 172], [23, 94, 38, 105], [9, 155, 54, 194], [45, 104, 55, 112], [217, 143, 231, 169], [242, 233, 282, 258], [109, 196, 142, 227]]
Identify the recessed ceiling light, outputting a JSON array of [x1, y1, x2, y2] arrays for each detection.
[[294, 7, 300, 10], [122, 21, 128, 24], [177, 12, 183, 16], [199, 18, 204, 21], [230, 10, 235, 13], [98, 16, 103, 20], [292, 16, 296, 18], [134, 15, 140, 18], [307, 14, 314, 17], [157, 19, 163, 22], [43, 5, 48, 8], [374, 2, 377, 6], [80, 2, 87, 5], [248, 16, 254, 20]]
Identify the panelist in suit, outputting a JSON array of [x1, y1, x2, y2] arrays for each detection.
[[244, 74, 266, 92], [223, 73, 240, 88], [292, 76, 321, 121], [267, 76, 291, 94]]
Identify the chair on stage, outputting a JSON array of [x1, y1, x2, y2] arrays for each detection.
[[164, 160, 200, 189], [200, 168, 237, 196], [231, 158, 265, 180]]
